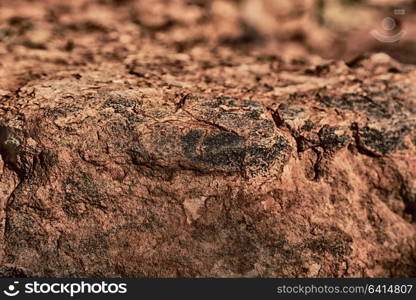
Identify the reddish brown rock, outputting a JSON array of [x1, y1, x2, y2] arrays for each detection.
[[0, 55, 415, 277], [0, 0, 415, 277]]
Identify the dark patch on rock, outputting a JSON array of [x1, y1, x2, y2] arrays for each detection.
[[0, 125, 26, 178], [1, 0, 416, 279], [307, 236, 352, 258], [357, 126, 409, 156], [244, 110, 261, 120], [245, 136, 290, 174], [319, 93, 394, 119], [0, 266, 29, 277], [79, 232, 109, 255], [104, 98, 144, 123], [205, 96, 262, 110], [128, 96, 291, 175], [202, 132, 245, 154], [64, 172, 109, 209], [301, 120, 315, 132], [130, 143, 153, 165], [104, 97, 136, 110], [181, 129, 204, 160], [180, 129, 289, 175], [200, 132, 246, 170], [306, 227, 353, 258], [278, 104, 305, 120], [318, 126, 350, 152]]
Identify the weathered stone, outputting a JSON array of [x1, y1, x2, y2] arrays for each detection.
[[0, 0, 415, 278]]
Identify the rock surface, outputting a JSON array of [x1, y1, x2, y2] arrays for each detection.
[[0, 0, 415, 277]]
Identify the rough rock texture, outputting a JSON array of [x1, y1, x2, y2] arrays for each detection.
[[0, 0, 415, 277]]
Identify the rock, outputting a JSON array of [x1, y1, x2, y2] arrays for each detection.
[[0, 0, 415, 278]]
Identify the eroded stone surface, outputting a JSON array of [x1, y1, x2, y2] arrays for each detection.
[[131, 96, 290, 175], [0, 0, 415, 278]]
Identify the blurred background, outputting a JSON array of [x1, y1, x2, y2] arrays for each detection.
[[0, 0, 415, 65]]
